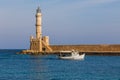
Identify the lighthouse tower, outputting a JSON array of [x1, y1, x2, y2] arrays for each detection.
[[30, 7, 42, 52], [36, 7, 42, 39], [29, 7, 52, 53]]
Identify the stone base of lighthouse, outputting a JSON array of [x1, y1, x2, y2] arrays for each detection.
[[22, 36, 52, 54], [30, 36, 52, 52]]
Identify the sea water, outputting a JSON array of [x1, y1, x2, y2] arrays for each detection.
[[0, 50, 120, 80]]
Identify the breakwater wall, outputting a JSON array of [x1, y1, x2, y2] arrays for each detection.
[[50, 44, 120, 55]]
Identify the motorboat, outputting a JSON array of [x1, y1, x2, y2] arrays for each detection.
[[59, 50, 85, 60]]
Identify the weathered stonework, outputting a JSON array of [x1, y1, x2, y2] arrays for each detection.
[[22, 7, 52, 53], [50, 45, 120, 52]]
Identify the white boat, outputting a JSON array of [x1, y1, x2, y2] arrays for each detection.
[[59, 50, 85, 60]]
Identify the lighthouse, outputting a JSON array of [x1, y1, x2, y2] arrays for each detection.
[[28, 7, 52, 53], [36, 7, 42, 39], [29, 7, 43, 52]]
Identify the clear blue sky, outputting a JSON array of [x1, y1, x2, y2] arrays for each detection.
[[0, 0, 120, 49]]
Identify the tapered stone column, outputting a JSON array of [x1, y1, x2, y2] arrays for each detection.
[[36, 7, 42, 39]]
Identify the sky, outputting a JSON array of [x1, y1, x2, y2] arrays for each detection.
[[0, 0, 120, 49]]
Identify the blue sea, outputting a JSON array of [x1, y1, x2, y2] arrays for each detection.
[[0, 50, 120, 80]]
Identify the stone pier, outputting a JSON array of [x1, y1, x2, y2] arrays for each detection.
[[21, 44, 120, 55]]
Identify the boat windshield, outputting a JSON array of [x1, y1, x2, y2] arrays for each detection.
[[59, 53, 71, 57]]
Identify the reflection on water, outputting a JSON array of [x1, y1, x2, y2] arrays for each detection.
[[0, 50, 120, 80]]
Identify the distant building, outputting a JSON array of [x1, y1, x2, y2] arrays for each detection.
[[23, 7, 52, 53]]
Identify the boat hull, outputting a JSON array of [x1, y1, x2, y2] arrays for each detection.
[[59, 54, 85, 60]]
